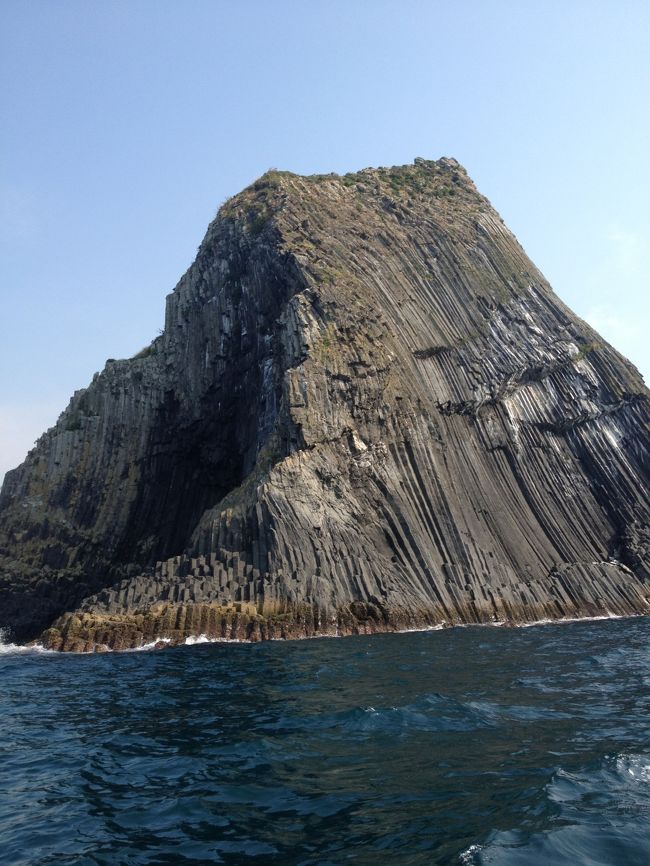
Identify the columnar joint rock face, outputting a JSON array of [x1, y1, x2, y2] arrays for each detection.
[[1, 158, 648, 651]]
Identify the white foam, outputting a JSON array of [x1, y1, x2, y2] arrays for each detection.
[[183, 633, 242, 646], [183, 634, 212, 645], [129, 637, 172, 652], [0, 638, 54, 656], [616, 752, 650, 783], [458, 843, 482, 864], [517, 612, 637, 628], [389, 611, 643, 638], [394, 624, 446, 634]]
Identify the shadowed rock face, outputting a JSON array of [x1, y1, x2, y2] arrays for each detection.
[[1, 158, 649, 651]]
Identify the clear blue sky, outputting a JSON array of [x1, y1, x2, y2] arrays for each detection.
[[1, 0, 648, 482]]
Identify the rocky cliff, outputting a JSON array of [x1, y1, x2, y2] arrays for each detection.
[[1, 158, 649, 651]]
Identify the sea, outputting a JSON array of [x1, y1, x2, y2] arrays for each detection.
[[1, 616, 649, 865]]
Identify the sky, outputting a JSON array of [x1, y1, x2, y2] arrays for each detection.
[[1, 0, 648, 483]]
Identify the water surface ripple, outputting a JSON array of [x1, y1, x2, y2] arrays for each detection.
[[1, 617, 649, 864]]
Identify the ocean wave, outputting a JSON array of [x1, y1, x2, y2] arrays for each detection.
[[260, 690, 572, 739], [0, 639, 54, 656], [393, 612, 640, 639], [459, 751, 650, 864], [1, 615, 649, 865], [459, 843, 483, 865], [183, 634, 243, 646], [517, 612, 637, 628], [129, 637, 172, 652]]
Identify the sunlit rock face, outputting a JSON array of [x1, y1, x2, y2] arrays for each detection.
[[1, 158, 648, 650]]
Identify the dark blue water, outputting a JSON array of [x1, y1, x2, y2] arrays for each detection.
[[1, 617, 649, 865]]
